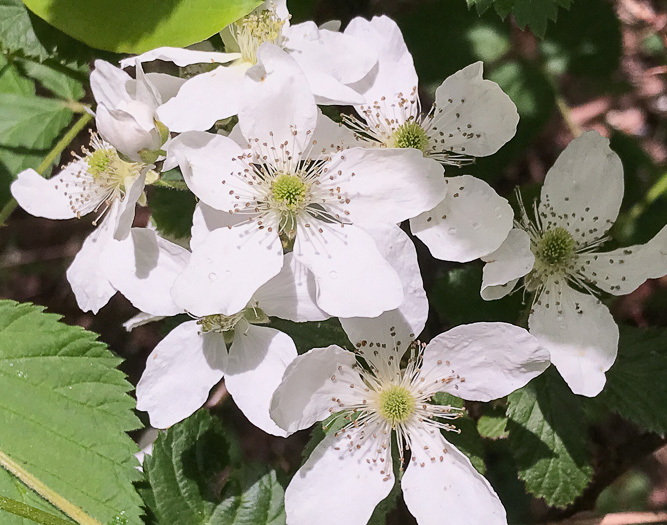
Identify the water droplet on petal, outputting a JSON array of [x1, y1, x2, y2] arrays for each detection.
[[329, 271, 338, 279], [472, 222, 480, 231], [224, 269, 232, 276], [209, 273, 218, 282], [447, 227, 457, 235]]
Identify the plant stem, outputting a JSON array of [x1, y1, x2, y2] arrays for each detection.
[[625, 169, 667, 222], [555, 96, 583, 139], [0, 111, 92, 227], [0, 496, 74, 525], [152, 178, 189, 191], [0, 450, 102, 525]]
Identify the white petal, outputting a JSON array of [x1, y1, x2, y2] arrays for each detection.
[[113, 172, 146, 241], [309, 109, 359, 152], [293, 222, 403, 318], [283, 21, 375, 105], [11, 164, 92, 220], [340, 223, 427, 365], [144, 73, 186, 103], [136, 321, 227, 429], [286, 429, 393, 525], [579, 225, 667, 295], [430, 62, 519, 157], [481, 228, 535, 300], [345, 16, 418, 112], [130, 61, 161, 109], [65, 204, 119, 314], [402, 428, 507, 525], [123, 312, 165, 332], [421, 322, 549, 402], [328, 148, 446, 225], [270, 345, 358, 434], [157, 63, 249, 132], [239, 44, 318, 153], [171, 223, 283, 317], [101, 228, 189, 316], [225, 325, 297, 436], [529, 281, 618, 397], [255, 253, 329, 322], [411, 175, 514, 263], [96, 104, 159, 160], [119, 47, 239, 68], [539, 131, 624, 244], [90, 60, 131, 109], [190, 201, 246, 252], [168, 131, 252, 211]]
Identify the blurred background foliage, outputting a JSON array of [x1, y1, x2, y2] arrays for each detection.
[[1, 0, 666, 524]]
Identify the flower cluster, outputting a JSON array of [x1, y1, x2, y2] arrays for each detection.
[[10, 2, 667, 524]]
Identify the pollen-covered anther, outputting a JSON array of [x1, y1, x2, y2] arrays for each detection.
[[232, 5, 286, 64]]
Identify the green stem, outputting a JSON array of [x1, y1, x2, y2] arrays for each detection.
[[0, 112, 93, 227], [625, 169, 667, 222], [0, 496, 74, 525], [0, 450, 102, 525], [152, 178, 189, 191], [555, 96, 583, 139]]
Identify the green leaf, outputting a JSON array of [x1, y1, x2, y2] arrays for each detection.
[[540, 0, 621, 79], [601, 326, 667, 436], [467, 0, 574, 38], [0, 0, 111, 65], [0, 94, 72, 149], [477, 408, 509, 440], [506, 370, 593, 507], [0, 55, 35, 96], [269, 318, 350, 355], [143, 411, 285, 525], [17, 59, 86, 100], [149, 184, 197, 241], [23, 0, 261, 54], [432, 393, 486, 474], [0, 300, 143, 523]]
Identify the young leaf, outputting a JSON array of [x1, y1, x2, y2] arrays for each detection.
[[0, 94, 72, 149], [0, 300, 143, 523], [22, 0, 261, 54], [149, 184, 197, 241], [478, 408, 509, 440], [601, 326, 667, 436], [467, 0, 574, 38], [143, 410, 285, 525], [506, 370, 593, 507]]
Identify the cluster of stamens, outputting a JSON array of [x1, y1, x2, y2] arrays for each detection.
[[232, 5, 287, 64], [196, 305, 269, 335]]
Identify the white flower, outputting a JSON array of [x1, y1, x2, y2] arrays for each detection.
[[270, 225, 550, 525], [342, 15, 520, 263], [10, 135, 148, 313], [480, 131, 667, 396], [120, 0, 377, 132], [99, 211, 329, 435], [90, 59, 183, 161], [167, 44, 446, 319]]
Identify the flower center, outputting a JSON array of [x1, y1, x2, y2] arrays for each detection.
[[378, 384, 416, 426], [537, 227, 575, 267], [85, 147, 141, 191], [234, 7, 285, 64], [391, 120, 430, 152], [196, 306, 269, 334], [272, 173, 308, 210]]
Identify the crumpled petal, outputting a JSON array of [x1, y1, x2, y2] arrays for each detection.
[[225, 325, 298, 436], [402, 428, 507, 525], [113, 171, 146, 241], [119, 47, 239, 68], [421, 322, 549, 402], [293, 221, 403, 318], [529, 280, 619, 397], [340, 222, 427, 367], [101, 228, 189, 316], [411, 175, 514, 263], [539, 131, 624, 245], [136, 320, 227, 429], [481, 228, 535, 300], [430, 62, 518, 158], [96, 104, 159, 161], [285, 429, 394, 525], [171, 222, 283, 317], [90, 60, 132, 109], [270, 345, 358, 434]]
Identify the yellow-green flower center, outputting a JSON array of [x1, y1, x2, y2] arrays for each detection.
[[379, 385, 416, 426], [538, 227, 575, 267], [272, 173, 308, 211], [86, 148, 114, 177], [234, 8, 285, 64], [392, 121, 430, 152]]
